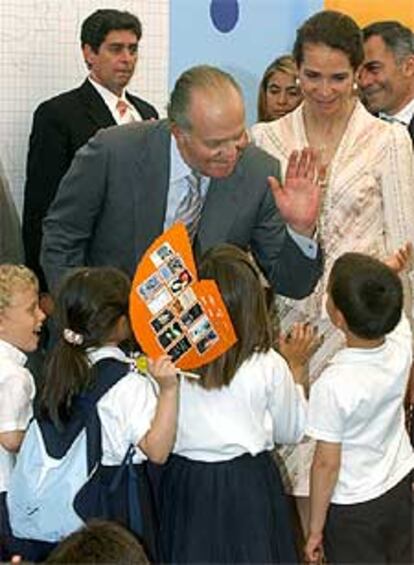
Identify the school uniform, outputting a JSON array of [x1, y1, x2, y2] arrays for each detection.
[[0, 339, 35, 560], [6, 346, 159, 562], [307, 315, 414, 564], [159, 349, 307, 564]]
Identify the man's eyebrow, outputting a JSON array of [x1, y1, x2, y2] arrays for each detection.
[[108, 41, 138, 47]]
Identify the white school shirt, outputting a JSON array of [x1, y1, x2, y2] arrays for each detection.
[[306, 315, 414, 504], [173, 349, 307, 462], [88, 346, 157, 465], [0, 339, 35, 493]]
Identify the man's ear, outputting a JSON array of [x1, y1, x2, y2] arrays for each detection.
[[170, 123, 183, 142], [82, 44, 95, 70], [402, 54, 414, 78]]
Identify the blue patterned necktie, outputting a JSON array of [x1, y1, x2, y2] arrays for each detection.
[[174, 171, 204, 241]]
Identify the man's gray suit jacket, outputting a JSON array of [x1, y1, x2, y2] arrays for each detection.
[[41, 120, 322, 299]]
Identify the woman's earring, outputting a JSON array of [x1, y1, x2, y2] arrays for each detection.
[[352, 81, 358, 92], [295, 77, 300, 87]]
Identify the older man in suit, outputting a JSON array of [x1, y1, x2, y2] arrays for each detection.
[[42, 65, 323, 300], [23, 8, 158, 293], [359, 21, 414, 144]]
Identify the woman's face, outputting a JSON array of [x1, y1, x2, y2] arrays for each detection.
[[264, 70, 302, 120], [299, 42, 355, 116]]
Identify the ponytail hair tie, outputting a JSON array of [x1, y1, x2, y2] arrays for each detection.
[[63, 328, 84, 346]]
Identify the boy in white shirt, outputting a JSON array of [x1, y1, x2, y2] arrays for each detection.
[[0, 265, 45, 559], [305, 252, 414, 564]]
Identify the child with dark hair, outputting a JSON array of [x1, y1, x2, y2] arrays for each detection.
[[6, 267, 178, 562], [45, 519, 149, 564], [159, 243, 319, 564], [305, 252, 414, 564]]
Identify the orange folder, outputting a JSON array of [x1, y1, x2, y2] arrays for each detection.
[[129, 223, 237, 370]]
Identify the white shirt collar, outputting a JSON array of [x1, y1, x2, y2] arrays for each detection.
[[88, 76, 128, 115], [0, 338, 27, 367], [87, 344, 131, 365], [170, 135, 192, 183], [380, 97, 414, 126]]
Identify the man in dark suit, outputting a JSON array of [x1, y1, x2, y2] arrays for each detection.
[[359, 21, 414, 143], [41, 65, 323, 300], [23, 9, 158, 293]]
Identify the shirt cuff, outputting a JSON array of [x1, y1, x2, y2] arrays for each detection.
[[286, 225, 318, 259]]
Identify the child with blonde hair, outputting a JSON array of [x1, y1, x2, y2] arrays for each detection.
[[0, 265, 45, 560]]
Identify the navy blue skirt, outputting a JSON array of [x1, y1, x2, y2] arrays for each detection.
[[159, 450, 298, 564]]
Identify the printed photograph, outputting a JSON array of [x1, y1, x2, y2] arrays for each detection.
[[167, 336, 192, 361], [158, 321, 183, 349], [138, 273, 163, 301], [151, 308, 174, 333], [147, 288, 173, 315], [169, 269, 193, 295], [188, 315, 214, 343], [181, 302, 203, 327], [196, 329, 218, 354], [167, 255, 184, 274], [150, 243, 174, 267]]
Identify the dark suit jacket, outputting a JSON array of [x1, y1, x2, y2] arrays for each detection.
[[23, 79, 158, 290], [408, 116, 414, 145], [41, 120, 322, 299]]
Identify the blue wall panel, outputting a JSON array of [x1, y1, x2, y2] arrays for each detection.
[[169, 0, 323, 124]]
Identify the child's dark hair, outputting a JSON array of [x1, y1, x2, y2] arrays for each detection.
[[329, 252, 403, 339], [42, 267, 131, 427], [45, 519, 149, 564], [197, 244, 275, 389]]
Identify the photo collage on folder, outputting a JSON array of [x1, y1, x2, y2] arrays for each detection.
[[136, 242, 218, 361]]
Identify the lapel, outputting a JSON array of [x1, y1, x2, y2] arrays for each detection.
[[131, 121, 171, 253], [125, 92, 142, 118], [78, 80, 116, 129], [196, 160, 245, 253], [408, 116, 414, 145]]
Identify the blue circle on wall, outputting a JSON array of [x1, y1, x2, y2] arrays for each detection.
[[210, 0, 240, 33]]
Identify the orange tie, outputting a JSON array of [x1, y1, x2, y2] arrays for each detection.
[[116, 99, 129, 118]]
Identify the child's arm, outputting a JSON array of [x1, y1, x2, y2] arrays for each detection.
[[0, 430, 25, 453], [305, 440, 341, 564], [279, 322, 321, 392], [138, 356, 179, 464]]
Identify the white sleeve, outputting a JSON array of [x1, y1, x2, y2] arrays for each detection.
[[266, 351, 308, 444], [98, 372, 158, 461], [306, 371, 344, 443], [0, 368, 35, 432]]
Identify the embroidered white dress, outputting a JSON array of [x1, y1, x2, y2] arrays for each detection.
[[251, 100, 414, 495]]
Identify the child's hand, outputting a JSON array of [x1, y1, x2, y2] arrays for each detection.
[[147, 356, 178, 391], [279, 323, 321, 386], [279, 322, 321, 366], [304, 532, 324, 563], [384, 241, 412, 273]]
